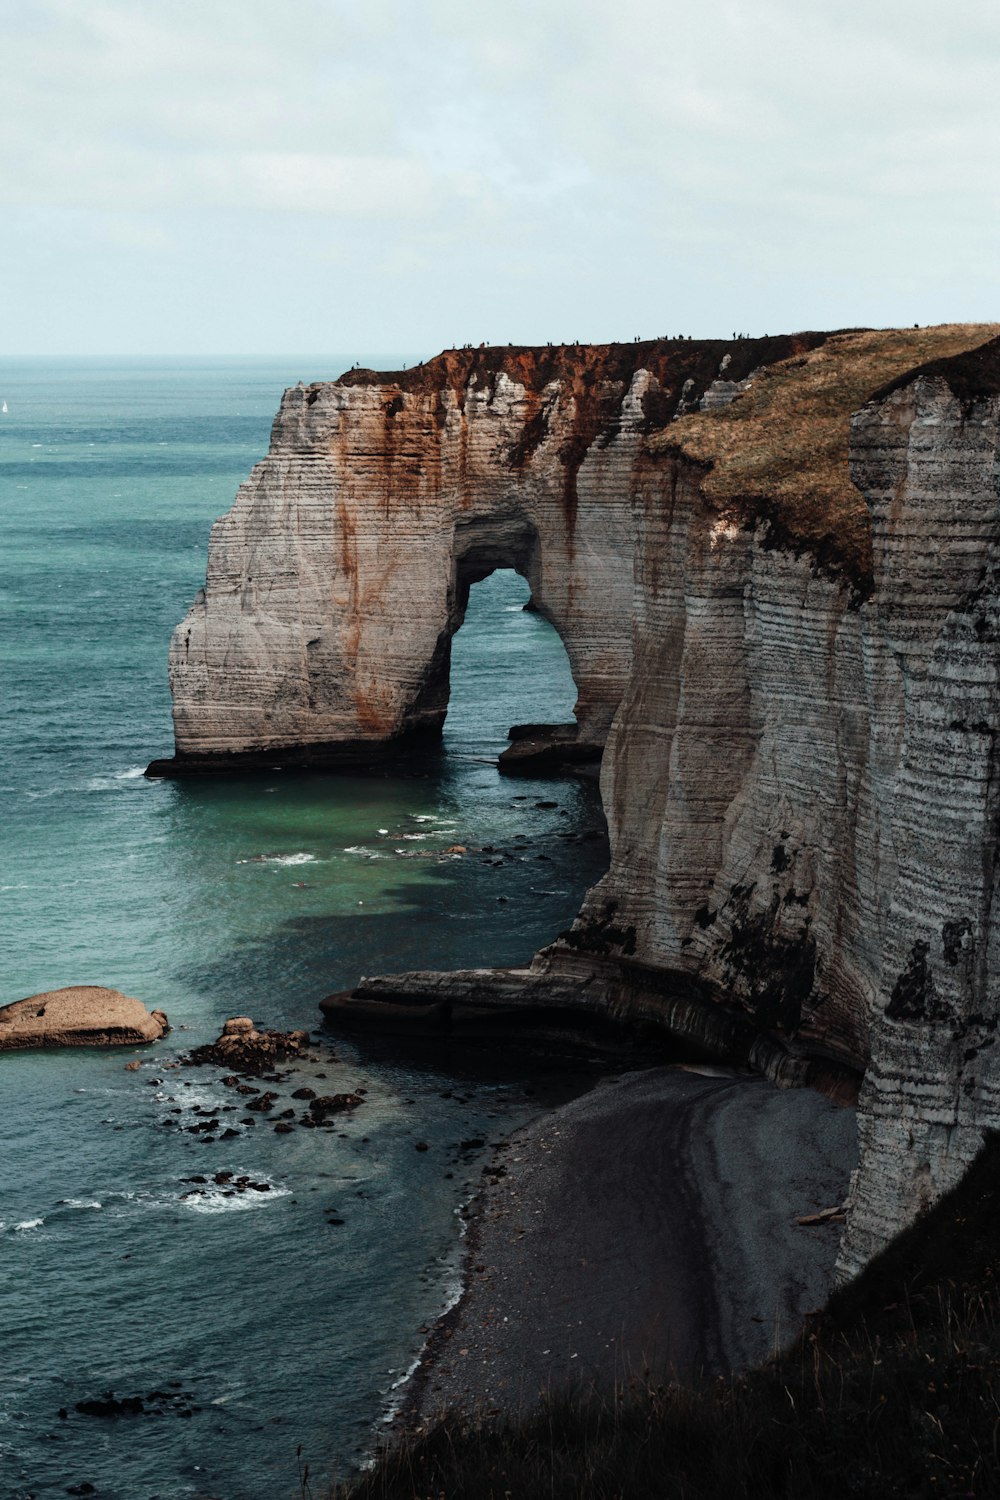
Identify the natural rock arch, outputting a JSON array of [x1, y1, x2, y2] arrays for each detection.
[[405, 516, 556, 739], [155, 347, 702, 772], [153, 337, 838, 775]]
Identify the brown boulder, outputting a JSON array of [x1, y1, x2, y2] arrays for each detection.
[[0, 987, 170, 1052]]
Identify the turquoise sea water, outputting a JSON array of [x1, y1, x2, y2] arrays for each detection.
[[0, 360, 609, 1499]]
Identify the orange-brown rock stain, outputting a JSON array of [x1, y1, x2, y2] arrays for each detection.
[[353, 683, 396, 736], [336, 499, 362, 659], [338, 336, 840, 561], [331, 330, 999, 595]]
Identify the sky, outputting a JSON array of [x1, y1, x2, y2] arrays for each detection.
[[2, 0, 999, 357]]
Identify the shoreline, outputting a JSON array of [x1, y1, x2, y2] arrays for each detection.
[[394, 1063, 857, 1430]]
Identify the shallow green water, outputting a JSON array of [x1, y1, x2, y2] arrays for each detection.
[[0, 359, 609, 1499]]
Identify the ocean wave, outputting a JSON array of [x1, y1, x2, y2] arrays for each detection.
[[237, 852, 319, 866], [84, 766, 149, 792], [58, 1199, 102, 1210], [154, 1082, 222, 1112], [343, 846, 383, 859], [181, 1183, 290, 1215], [401, 833, 430, 841], [380, 1252, 467, 1425], [12, 1218, 43, 1232]]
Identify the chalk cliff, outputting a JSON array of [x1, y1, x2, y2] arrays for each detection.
[[152, 335, 829, 771], [157, 323, 1000, 1275], [545, 325, 1000, 1278]]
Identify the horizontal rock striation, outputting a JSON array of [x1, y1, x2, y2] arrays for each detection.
[[0, 986, 169, 1050], [537, 326, 1000, 1275], [153, 336, 830, 772], [836, 339, 1000, 1275]]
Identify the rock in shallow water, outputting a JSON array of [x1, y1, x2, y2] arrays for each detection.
[[185, 1016, 310, 1075], [0, 986, 169, 1051]]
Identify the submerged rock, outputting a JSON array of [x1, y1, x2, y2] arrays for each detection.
[[73, 1388, 198, 1419], [308, 1092, 363, 1119], [0, 986, 169, 1052]]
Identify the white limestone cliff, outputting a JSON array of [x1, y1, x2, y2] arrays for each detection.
[[550, 332, 1000, 1277], [156, 338, 825, 770]]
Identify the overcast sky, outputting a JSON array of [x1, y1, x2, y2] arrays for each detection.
[[3, 0, 999, 357]]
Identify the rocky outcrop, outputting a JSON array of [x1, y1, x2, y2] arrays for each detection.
[[0, 987, 169, 1050], [158, 322, 1000, 1275], [149, 336, 831, 773], [185, 1016, 311, 1074]]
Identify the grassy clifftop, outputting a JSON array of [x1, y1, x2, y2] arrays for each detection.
[[659, 323, 1000, 591]]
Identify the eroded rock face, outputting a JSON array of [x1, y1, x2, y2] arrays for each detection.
[[0, 987, 169, 1050], [156, 337, 829, 771], [543, 332, 1000, 1277], [836, 349, 1000, 1276]]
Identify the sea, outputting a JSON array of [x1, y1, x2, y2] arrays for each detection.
[[0, 357, 610, 1500]]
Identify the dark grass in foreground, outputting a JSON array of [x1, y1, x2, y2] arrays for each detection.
[[327, 1135, 1000, 1499]]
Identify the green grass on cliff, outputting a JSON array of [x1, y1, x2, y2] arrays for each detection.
[[660, 322, 1000, 592], [329, 1135, 1000, 1500]]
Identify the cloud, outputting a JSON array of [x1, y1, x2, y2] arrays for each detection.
[[2, 0, 999, 353]]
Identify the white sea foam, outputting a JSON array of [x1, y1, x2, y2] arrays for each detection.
[[343, 846, 383, 859], [85, 767, 149, 792], [13, 1218, 43, 1232], [261, 852, 318, 866], [380, 1246, 467, 1424], [181, 1183, 290, 1215], [401, 833, 430, 841], [59, 1199, 102, 1210], [164, 1083, 222, 1112]]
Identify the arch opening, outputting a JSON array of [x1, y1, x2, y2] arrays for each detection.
[[442, 569, 579, 765]]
